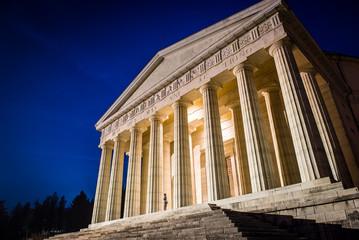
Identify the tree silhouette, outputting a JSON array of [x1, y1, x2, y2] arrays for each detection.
[[57, 196, 66, 232], [9, 202, 31, 240], [66, 191, 93, 232], [0, 200, 9, 239], [30, 199, 44, 234], [1, 191, 94, 238]]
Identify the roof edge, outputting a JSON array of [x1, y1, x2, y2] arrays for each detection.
[[95, 0, 283, 131], [95, 53, 164, 128], [158, 0, 281, 56]]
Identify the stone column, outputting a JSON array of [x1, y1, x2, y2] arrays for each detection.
[[193, 145, 202, 203], [163, 136, 172, 210], [188, 127, 197, 204], [199, 82, 230, 201], [91, 143, 113, 223], [105, 136, 127, 221], [233, 62, 278, 192], [146, 114, 165, 213], [229, 154, 240, 196], [140, 144, 149, 215], [123, 127, 144, 218], [301, 69, 353, 187], [269, 39, 333, 182], [262, 87, 301, 185], [228, 102, 252, 194], [172, 99, 193, 208]]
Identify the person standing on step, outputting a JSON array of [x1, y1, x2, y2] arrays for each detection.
[[163, 193, 168, 210]]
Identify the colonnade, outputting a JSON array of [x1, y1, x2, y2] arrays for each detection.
[[91, 39, 351, 224]]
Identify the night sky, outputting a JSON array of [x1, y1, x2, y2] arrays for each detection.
[[1, 0, 358, 210]]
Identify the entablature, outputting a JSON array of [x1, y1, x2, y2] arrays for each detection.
[[99, 13, 287, 145]]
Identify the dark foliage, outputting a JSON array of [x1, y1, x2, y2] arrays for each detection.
[[65, 191, 93, 233], [8, 202, 31, 240], [0, 191, 93, 239], [0, 200, 10, 239]]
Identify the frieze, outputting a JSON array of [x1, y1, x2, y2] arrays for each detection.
[[114, 119, 119, 128], [103, 14, 281, 137], [177, 76, 186, 88], [258, 20, 272, 36], [205, 55, 216, 69], [221, 45, 233, 59], [166, 85, 173, 95], [239, 33, 252, 49], [232, 40, 240, 52], [105, 125, 111, 134], [191, 65, 201, 79], [250, 28, 259, 41], [214, 51, 222, 63]]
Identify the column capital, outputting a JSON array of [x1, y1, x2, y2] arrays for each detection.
[[100, 142, 114, 150], [261, 84, 281, 96], [130, 126, 146, 134], [199, 80, 222, 93], [142, 142, 150, 151], [113, 135, 128, 144], [233, 60, 255, 75], [163, 135, 173, 143], [268, 38, 292, 57], [227, 100, 241, 110], [172, 98, 193, 109], [149, 113, 166, 123], [299, 67, 316, 76]]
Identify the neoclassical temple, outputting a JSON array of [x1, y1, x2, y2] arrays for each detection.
[[91, 0, 359, 224]]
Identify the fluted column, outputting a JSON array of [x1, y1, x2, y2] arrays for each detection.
[[228, 102, 252, 194], [188, 127, 197, 204], [123, 127, 144, 218], [140, 144, 149, 214], [262, 87, 300, 185], [200, 82, 230, 201], [146, 114, 165, 213], [301, 69, 353, 187], [91, 143, 113, 223], [105, 136, 127, 221], [233, 62, 278, 192], [269, 39, 333, 182], [163, 136, 172, 210], [172, 99, 193, 208]]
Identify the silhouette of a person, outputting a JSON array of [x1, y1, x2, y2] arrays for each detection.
[[163, 193, 168, 210]]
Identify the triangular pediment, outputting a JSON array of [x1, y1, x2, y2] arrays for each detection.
[[96, 0, 282, 130], [120, 18, 251, 109]]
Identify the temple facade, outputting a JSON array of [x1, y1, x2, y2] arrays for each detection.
[[91, 0, 359, 224]]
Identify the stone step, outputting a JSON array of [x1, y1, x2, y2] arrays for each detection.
[[235, 225, 287, 232], [215, 177, 335, 205], [232, 220, 276, 228], [219, 205, 310, 239], [50, 192, 359, 240], [234, 186, 357, 214], [238, 230, 299, 238], [242, 238, 307, 240], [230, 183, 345, 210]]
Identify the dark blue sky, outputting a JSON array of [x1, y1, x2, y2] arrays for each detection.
[[0, 0, 358, 210]]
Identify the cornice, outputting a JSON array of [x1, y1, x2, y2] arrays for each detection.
[[157, 0, 281, 57], [95, 54, 164, 128], [277, 4, 350, 95], [96, 0, 284, 132]]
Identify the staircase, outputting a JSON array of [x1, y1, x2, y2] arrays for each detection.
[[209, 204, 306, 240], [211, 205, 358, 240], [50, 178, 359, 239], [49, 203, 359, 240], [213, 177, 359, 226]]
